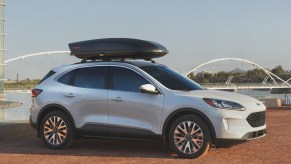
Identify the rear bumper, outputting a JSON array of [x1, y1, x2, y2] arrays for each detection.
[[29, 116, 37, 129], [215, 129, 266, 148]]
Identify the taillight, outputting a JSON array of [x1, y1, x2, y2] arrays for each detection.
[[32, 89, 43, 97]]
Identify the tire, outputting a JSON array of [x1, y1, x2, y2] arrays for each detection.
[[168, 115, 211, 158], [40, 110, 74, 149]]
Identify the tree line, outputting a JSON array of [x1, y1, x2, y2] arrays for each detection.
[[189, 65, 291, 83]]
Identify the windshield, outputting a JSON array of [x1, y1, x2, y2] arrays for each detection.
[[140, 65, 204, 91]]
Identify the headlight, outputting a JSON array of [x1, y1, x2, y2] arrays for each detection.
[[203, 98, 246, 111]]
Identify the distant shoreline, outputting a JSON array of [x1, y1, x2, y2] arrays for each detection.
[[0, 101, 22, 108]]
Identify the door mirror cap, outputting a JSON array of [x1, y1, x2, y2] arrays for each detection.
[[140, 84, 159, 94]]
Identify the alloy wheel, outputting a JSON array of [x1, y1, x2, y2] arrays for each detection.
[[43, 116, 67, 145], [173, 121, 204, 154]]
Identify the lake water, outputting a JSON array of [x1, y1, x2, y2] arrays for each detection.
[[0, 90, 288, 122], [1, 91, 31, 122]]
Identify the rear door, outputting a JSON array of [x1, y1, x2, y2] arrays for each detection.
[[107, 66, 164, 138], [59, 66, 108, 134]]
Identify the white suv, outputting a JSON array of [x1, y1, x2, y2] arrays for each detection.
[[30, 38, 266, 159]]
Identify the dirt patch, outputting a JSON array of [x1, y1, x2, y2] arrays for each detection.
[[0, 110, 291, 163]]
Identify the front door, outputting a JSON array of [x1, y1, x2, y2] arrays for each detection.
[[108, 66, 164, 138]]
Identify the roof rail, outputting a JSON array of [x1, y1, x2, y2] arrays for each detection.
[[78, 58, 156, 64]]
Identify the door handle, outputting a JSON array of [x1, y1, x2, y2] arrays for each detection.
[[65, 93, 75, 97], [112, 97, 124, 101]]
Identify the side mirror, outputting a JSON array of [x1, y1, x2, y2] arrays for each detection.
[[140, 84, 159, 94]]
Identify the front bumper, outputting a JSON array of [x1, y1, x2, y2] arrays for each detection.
[[215, 129, 267, 148], [209, 100, 267, 146]]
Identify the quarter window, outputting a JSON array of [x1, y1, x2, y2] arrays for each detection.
[[58, 66, 107, 89], [111, 67, 149, 92], [39, 70, 56, 84]]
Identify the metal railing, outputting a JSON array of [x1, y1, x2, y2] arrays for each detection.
[[202, 83, 291, 90], [283, 93, 291, 105]]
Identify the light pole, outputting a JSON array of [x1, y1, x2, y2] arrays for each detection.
[[0, 0, 5, 98], [0, 0, 4, 122]]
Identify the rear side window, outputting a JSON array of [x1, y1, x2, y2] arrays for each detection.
[[58, 66, 107, 89], [39, 70, 56, 84]]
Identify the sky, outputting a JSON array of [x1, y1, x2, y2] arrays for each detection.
[[3, 0, 291, 80]]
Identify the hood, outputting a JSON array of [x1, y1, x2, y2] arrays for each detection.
[[175, 90, 258, 103]]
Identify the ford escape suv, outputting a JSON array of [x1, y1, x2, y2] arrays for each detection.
[[30, 38, 266, 159]]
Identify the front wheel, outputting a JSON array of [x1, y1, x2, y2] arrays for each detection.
[[40, 111, 74, 149], [168, 115, 211, 158]]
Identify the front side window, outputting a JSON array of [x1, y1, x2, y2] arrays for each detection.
[[111, 67, 149, 92], [58, 66, 107, 89]]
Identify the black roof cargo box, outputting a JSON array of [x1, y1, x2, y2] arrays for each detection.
[[69, 38, 168, 60]]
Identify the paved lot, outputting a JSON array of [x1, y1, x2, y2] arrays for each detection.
[[0, 109, 290, 163]]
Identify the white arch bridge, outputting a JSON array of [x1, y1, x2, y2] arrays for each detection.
[[3, 53, 291, 93], [4, 51, 70, 64], [186, 58, 291, 93], [4, 51, 72, 81]]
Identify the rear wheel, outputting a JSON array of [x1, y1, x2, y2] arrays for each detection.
[[40, 111, 74, 149], [168, 115, 211, 158]]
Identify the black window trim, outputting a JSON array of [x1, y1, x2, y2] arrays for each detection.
[[108, 65, 163, 94]]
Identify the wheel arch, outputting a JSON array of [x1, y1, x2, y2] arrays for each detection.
[[162, 108, 217, 145], [36, 104, 76, 137]]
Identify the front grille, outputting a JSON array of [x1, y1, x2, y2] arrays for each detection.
[[246, 111, 265, 127]]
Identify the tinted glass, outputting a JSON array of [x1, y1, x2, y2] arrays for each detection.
[[39, 70, 56, 84], [111, 67, 149, 92], [140, 65, 204, 91], [58, 70, 74, 85], [58, 67, 107, 89]]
